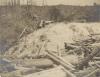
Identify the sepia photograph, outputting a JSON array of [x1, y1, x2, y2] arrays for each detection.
[[0, 0, 100, 77]]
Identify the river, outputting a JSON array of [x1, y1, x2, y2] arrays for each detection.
[[0, 58, 16, 73]]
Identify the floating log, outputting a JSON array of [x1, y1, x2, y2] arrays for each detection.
[[23, 66, 76, 77], [62, 67, 76, 77], [37, 40, 48, 56], [93, 57, 100, 60], [46, 50, 75, 71], [20, 68, 37, 75], [89, 61, 100, 66], [77, 46, 100, 70], [83, 69, 100, 77], [17, 59, 54, 68], [64, 43, 79, 50], [90, 33, 100, 36]]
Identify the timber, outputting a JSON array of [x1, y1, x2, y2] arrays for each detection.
[[83, 69, 100, 77], [46, 50, 75, 71], [77, 46, 100, 70], [93, 57, 100, 60], [18, 59, 54, 68], [23, 66, 76, 77], [61, 67, 76, 77]]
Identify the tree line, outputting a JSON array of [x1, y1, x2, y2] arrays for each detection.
[[0, 0, 35, 6]]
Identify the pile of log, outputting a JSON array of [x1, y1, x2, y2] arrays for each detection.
[[18, 34, 100, 77], [43, 34, 100, 77]]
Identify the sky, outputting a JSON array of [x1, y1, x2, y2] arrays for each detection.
[[0, 0, 100, 6], [35, 0, 100, 6]]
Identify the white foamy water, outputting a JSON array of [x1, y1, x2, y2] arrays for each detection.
[[6, 22, 100, 58]]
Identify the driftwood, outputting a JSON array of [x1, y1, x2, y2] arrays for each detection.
[[77, 46, 100, 70], [46, 50, 75, 71]]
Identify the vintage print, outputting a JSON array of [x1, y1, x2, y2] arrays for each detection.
[[0, 0, 100, 77]]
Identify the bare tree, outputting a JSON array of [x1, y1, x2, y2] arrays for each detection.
[[10, 0, 14, 6]]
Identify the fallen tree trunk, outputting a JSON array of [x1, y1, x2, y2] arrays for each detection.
[[77, 46, 100, 70], [46, 50, 75, 71]]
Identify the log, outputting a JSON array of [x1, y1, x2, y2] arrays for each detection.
[[61, 67, 76, 77], [89, 61, 100, 67], [46, 50, 75, 71], [23, 66, 67, 77], [93, 57, 100, 60], [90, 33, 100, 36], [22, 59, 54, 68], [64, 43, 79, 50], [20, 68, 37, 75], [83, 69, 100, 77], [77, 46, 100, 70], [23, 66, 76, 77]]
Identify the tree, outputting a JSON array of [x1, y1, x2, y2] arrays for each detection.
[[49, 7, 63, 22]]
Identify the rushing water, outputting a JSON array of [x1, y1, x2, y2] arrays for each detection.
[[0, 58, 16, 73], [5, 22, 100, 58]]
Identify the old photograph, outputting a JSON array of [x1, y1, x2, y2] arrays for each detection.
[[0, 0, 100, 77]]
